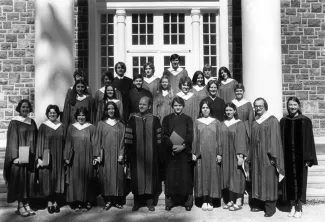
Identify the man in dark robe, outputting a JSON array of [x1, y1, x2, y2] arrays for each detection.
[[125, 96, 162, 211]]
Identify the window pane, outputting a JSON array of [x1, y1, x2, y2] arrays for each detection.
[[108, 46, 114, 55], [140, 35, 146, 45], [211, 35, 216, 44], [164, 35, 169, 44], [210, 13, 216, 22], [164, 24, 169, 34], [132, 35, 138, 45], [164, 56, 170, 66], [179, 13, 185, 22], [171, 13, 177, 22], [148, 57, 154, 64], [147, 24, 153, 34], [140, 24, 146, 34], [101, 25, 106, 34], [203, 35, 209, 44], [204, 46, 209, 55], [107, 15, 113, 23], [163, 14, 169, 22], [211, 46, 216, 55], [132, 14, 138, 23], [108, 57, 114, 67], [179, 24, 184, 33], [171, 24, 177, 33], [132, 24, 138, 34], [179, 35, 185, 44], [210, 24, 216, 33], [101, 58, 107, 67], [171, 35, 177, 44], [211, 57, 217, 66], [148, 35, 153, 45], [140, 57, 146, 66], [133, 57, 138, 66], [108, 24, 113, 34], [204, 56, 209, 64], [101, 47, 107, 56], [101, 36, 106, 45], [180, 56, 185, 66], [101, 14, 106, 23], [140, 14, 146, 23], [133, 68, 139, 75], [108, 35, 114, 44], [147, 14, 153, 23], [203, 14, 208, 23], [203, 24, 209, 33]]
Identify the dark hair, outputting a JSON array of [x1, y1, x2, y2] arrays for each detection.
[[198, 100, 213, 118], [224, 102, 239, 120], [133, 74, 144, 81], [74, 107, 90, 122], [287, 96, 302, 115], [115, 62, 127, 73], [192, 71, 206, 86], [143, 62, 155, 75], [16, 99, 33, 113], [101, 71, 114, 84], [102, 84, 117, 101], [203, 64, 212, 71], [45, 104, 60, 119], [170, 54, 180, 62], [218, 67, 231, 81], [253, 97, 268, 111], [158, 74, 171, 92], [207, 79, 219, 93], [70, 80, 89, 106], [171, 96, 185, 107], [178, 76, 193, 90], [73, 69, 86, 81], [102, 101, 121, 120], [234, 83, 245, 92]]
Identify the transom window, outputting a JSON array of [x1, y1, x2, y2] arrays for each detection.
[[132, 14, 154, 45], [163, 13, 185, 45]]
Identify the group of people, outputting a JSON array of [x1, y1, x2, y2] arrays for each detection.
[[3, 54, 318, 219]]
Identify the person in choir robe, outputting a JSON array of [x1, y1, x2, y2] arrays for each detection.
[[153, 74, 174, 122], [36, 105, 65, 214], [93, 101, 126, 210], [64, 107, 96, 212], [142, 62, 160, 98], [129, 74, 153, 115], [95, 83, 123, 125], [203, 63, 218, 84], [192, 100, 222, 211], [4, 99, 37, 217], [125, 96, 162, 212], [112, 62, 133, 122], [192, 71, 208, 103], [162, 96, 194, 211], [250, 98, 284, 217], [162, 54, 188, 94], [220, 103, 247, 212], [176, 76, 198, 121], [200, 80, 226, 122], [280, 97, 318, 218], [217, 67, 238, 103], [62, 80, 93, 126]]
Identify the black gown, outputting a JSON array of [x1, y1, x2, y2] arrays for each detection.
[[200, 96, 226, 122]]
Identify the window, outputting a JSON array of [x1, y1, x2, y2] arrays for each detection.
[[203, 13, 217, 74], [132, 56, 154, 76], [100, 14, 114, 74], [132, 14, 154, 45], [163, 13, 185, 45]]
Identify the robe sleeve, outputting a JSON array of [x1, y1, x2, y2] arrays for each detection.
[[162, 115, 173, 147], [29, 120, 38, 172], [93, 91, 100, 123], [125, 116, 135, 162], [216, 120, 222, 156], [304, 117, 318, 166], [192, 120, 200, 157], [63, 125, 74, 161], [62, 89, 72, 126], [36, 124, 46, 160], [118, 100, 124, 120], [184, 116, 194, 154], [93, 122, 103, 157], [235, 121, 248, 157], [119, 123, 126, 158]]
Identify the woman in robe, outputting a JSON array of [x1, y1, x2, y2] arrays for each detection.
[[3, 99, 37, 217], [142, 62, 160, 98], [192, 71, 208, 103], [220, 103, 247, 211], [95, 83, 123, 125], [64, 107, 96, 212], [94, 101, 125, 210], [36, 105, 65, 214], [217, 67, 238, 103], [280, 97, 318, 218], [192, 100, 222, 211], [162, 96, 194, 211], [62, 80, 93, 126]]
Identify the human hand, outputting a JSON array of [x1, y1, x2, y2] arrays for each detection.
[[237, 157, 244, 166], [216, 155, 222, 163], [64, 160, 70, 166], [305, 161, 310, 167], [172, 145, 184, 153], [37, 159, 43, 168], [13, 158, 20, 165], [118, 156, 124, 163], [192, 154, 197, 161]]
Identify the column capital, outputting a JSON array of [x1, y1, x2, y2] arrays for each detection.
[[116, 8, 126, 23], [191, 8, 201, 23]]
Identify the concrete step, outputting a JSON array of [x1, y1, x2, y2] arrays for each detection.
[[317, 155, 325, 165], [307, 188, 325, 197], [309, 165, 325, 176]]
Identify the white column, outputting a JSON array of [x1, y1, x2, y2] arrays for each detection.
[[191, 8, 201, 72], [219, 0, 229, 68], [241, 0, 283, 119], [116, 9, 126, 63], [35, 0, 74, 125]]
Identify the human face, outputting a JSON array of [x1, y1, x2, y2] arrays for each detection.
[[106, 86, 114, 99], [139, 98, 150, 114], [76, 83, 85, 96], [107, 104, 115, 118], [144, 65, 154, 77], [225, 106, 235, 120], [221, 70, 228, 80], [103, 76, 112, 86], [201, 103, 210, 118], [20, 102, 30, 118], [209, 83, 218, 97], [181, 83, 190, 95], [75, 75, 84, 81], [288, 100, 300, 116], [161, 78, 169, 90], [116, 65, 125, 77], [235, 89, 244, 101], [77, 112, 86, 125], [173, 101, 183, 114], [171, 58, 179, 70], [133, 78, 143, 89], [204, 69, 211, 79], [197, 74, 204, 86], [254, 100, 266, 116], [48, 108, 58, 122]]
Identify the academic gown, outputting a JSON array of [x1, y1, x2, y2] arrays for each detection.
[[162, 68, 188, 94], [94, 120, 125, 196], [153, 92, 173, 123], [192, 118, 222, 198], [125, 113, 162, 195], [220, 121, 247, 194], [143, 77, 160, 98], [62, 95, 93, 126], [128, 87, 153, 115], [95, 99, 123, 125], [251, 115, 284, 201], [112, 76, 133, 122], [36, 122, 65, 196], [162, 113, 193, 196], [200, 96, 226, 122], [280, 114, 318, 203], [64, 123, 96, 202], [218, 79, 238, 103], [4, 118, 38, 203]]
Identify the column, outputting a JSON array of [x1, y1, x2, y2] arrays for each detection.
[[191, 8, 201, 72], [116, 9, 126, 63], [241, 0, 283, 119], [35, 0, 74, 125], [219, 0, 229, 68]]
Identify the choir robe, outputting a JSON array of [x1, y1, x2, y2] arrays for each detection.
[[95, 99, 123, 125], [64, 123, 96, 202], [200, 96, 226, 122], [251, 114, 285, 201], [162, 68, 188, 94], [153, 91, 173, 123], [220, 120, 247, 194], [128, 87, 153, 115], [36, 121, 65, 196], [143, 76, 160, 98], [218, 79, 238, 103], [176, 91, 199, 121], [3, 117, 38, 203], [125, 113, 162, 195], [192, 85, 208, 104], [280, 114, 318, 203], [94, 120, 125, 197], [192, 117, 222, 198], [162, 113, 193, 196], [112, 76, 133, 122]]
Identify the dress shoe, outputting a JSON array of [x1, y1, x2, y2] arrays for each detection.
[[148, 205, 155, 211], [185, 206, 191, 211], [165, 206, 171, 211], [251, 207, 263, 212], [264, 212, 275, 217], [294, 211, 302, 218], [132, 204, 141, 211], [207, 203, 213, 211], [202, 203, 208, 211], [48, 206, 54, 214], [288, 206, 295, 217]]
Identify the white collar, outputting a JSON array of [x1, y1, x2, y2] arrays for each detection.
[[105, 118, 117, 126], [116, 75, 124, 79], [205, 77, 217, 83], [209, 96, 217, 101], [193, 85, 205, 92], [224, 118, 241, 127], [197, 117, 215, 126], [221, 78, 234, 85], [106, 99, 119, 103], [232, 98, 249, 108], [12, 116, 31, 125], [162, 90, 169, 97], [43, 120, 62, 130], [177, 91, 194, 101], [72, 122, 92, 130], [76, 94, 88, 101], [99, 87, 105, 93], [168, 67, 183, 76], [144, 76, 158, 84], [255, 112, 272, 124]]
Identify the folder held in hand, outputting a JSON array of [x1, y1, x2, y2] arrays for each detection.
[[19, 146, 30, 164], [169, 131, 184, 145]]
